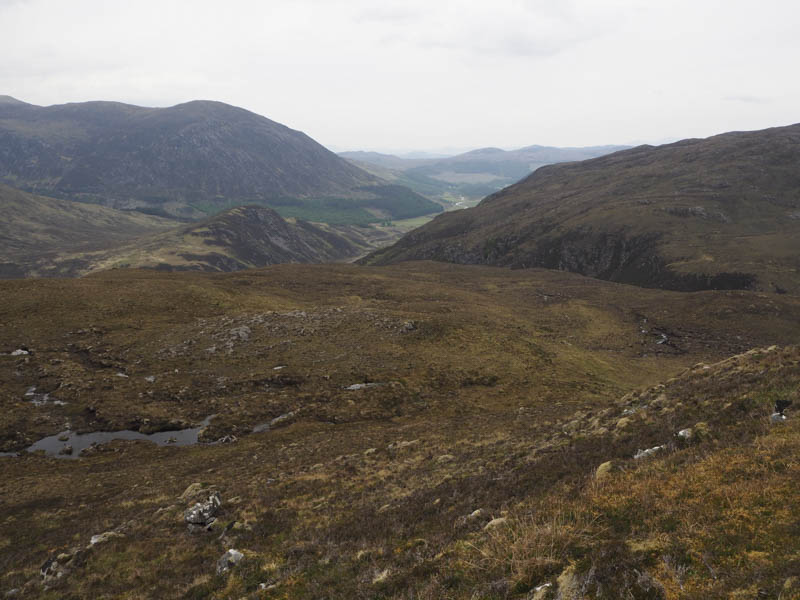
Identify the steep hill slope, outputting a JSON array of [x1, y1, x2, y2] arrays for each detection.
[[4, 203, 379, 277], [0, 264, 799, 598], [0, 97, 440, 222], [0, 183, 174, 277], [76, 205, 373, 273], [365, 124, 800, 292]]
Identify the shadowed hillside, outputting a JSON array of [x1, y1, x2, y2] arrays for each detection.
[[73, 205, 375, 274], [0, 183, 174, 277], [364, 124, 800, 293], [0, 98, 441, 222], [0, 185, 407, 277]]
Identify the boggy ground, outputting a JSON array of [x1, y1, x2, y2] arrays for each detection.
[[1, 262, 799, 598]]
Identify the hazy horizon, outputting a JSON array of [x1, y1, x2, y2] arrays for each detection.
[[2, 0, 798, 153]]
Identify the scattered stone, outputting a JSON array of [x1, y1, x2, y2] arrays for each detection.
[[771, 412, 787, 424], [115, 372, 129, 378], [270, 411, 295, 427], [483, 517, 507, 531], [258, 582, 277, 591], [467, 509, 484, 520], [10, 349, 29, 356], [57, 433, 70, 442], [216, 549, 244, 574], [229, 326, 251, 341], [677, 428, 693, 440], [40, 557, 66, 585], [89, 531, 124, 546], [388, 439, 419, 451], [363, 447, 377, 456], [273, 365, 286, 370], [39, 548, 89, 587], [345, 383, 382, 391], [59, 445, 73, 456], [144, 376, 156, 383], [400, 321, 416, 333], [634, 445, 665, 460], [436, 454, 455, 463], [217, 435, 237, 444], [595, 460, 613, 480], [4, 589, 19, 597], [185, 492, 221, 532], [24, 387, 55, 405]]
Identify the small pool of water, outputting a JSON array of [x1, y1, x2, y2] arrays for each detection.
[[1, 416, 215, 460]]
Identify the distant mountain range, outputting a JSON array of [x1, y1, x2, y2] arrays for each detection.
[[0, 97, 441, 223], [340, 144, 629, 203], [0, 184, 394, 277], [364, 124, 800, 293]]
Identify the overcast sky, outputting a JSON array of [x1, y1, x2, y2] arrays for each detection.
[[1, 0, 798, 153]]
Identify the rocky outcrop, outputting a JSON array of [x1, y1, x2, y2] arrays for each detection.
[[184, 492, 222, 533]]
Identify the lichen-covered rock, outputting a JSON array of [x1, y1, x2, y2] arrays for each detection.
[[89, 531, 124, 546], [185, 492, 221, 532], [634, 445, 665, 460], [216, 549, 244, 574]]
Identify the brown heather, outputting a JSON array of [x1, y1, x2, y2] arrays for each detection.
[[0, 263, 799, 598]]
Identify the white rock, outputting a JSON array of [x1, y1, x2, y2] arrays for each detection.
[[90, 531, 124, 546], [10, 349, 29, 356], [771, 412, 787, 424], [184, 492, 221, 528], [270, 411, 295, 427], [677, 428, 693, 439], [216, 549, 244, 574], [345, 383, 381, 391], [634, 445, 665, 460]]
